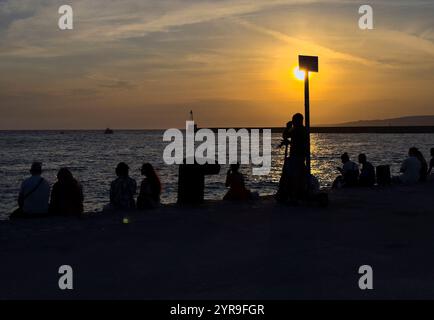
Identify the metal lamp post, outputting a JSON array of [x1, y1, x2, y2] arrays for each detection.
[[298, 55, 319, 176]]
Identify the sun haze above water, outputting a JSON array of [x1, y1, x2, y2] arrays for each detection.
[[0, 0, 433, 130]]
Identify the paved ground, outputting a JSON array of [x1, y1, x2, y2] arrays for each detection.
[[1, 181, 434, 299]]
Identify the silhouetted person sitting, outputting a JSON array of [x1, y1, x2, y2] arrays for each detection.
[[358, 153, 375, 187], [49, 168, 84, 217], [276, 113, 308, 203], [11, 162, 50, 219], [224, 163, 251, 201], [137, 163, 161, 210], [428, 148, 434, 176], [332, 153, 359, 188], [414, 148, 428, 182], [395, 147, 421, 185], [109, 162, 137, 210], [177, 157, 221, 205]]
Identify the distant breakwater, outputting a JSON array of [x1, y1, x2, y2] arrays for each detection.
[[208, 126, 434, 134]]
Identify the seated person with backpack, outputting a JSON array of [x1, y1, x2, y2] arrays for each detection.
[[11, 162, 51, 219]]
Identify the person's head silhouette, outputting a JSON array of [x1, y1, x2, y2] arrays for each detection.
[[292, 113, 304, 127], [30, 162, 42, 176], [116, 162, 130, 177], [141, 163, 155, 177], [57, 167, 74, 183], [341, 152, 350, 164], [358, 153, 367, 164], [409, 147, 418, 157], [230, 163, 240, 173]]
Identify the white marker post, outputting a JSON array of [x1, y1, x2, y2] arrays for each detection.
[[298, 55, 319, 177]]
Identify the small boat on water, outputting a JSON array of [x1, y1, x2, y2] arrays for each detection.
[[104, 128, 114, 134]]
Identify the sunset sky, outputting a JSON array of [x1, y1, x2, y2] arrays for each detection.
[[1, 0, 433, 129]]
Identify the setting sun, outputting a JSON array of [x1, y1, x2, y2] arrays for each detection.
[[294, 67, 306, 81]]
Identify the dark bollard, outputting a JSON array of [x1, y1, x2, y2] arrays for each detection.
[[376, 165, 391, 186], [177, 158, 221, 205]]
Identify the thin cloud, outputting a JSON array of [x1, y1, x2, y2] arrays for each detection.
[[233, 18, 376, 66], [86, 74, 136, 90]]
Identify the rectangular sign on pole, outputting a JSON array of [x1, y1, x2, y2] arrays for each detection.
[[299, 55, 319, 72]]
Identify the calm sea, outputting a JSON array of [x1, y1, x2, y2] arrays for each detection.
[[0, 130, 433, 219]]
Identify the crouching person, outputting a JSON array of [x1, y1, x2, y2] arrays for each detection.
[[224, 163, 253, 201]]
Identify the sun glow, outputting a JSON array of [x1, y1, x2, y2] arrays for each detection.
[[294, 67, 306, 81]]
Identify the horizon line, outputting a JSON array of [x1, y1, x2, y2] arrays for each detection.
[[2, 125, 434, 133]]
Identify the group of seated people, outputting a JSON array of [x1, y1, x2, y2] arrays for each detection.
[[11, 161, 162, 219], [12, 162, 83, 218], [333, 147, 433, 188], [10, 146, 433, 218], [107, 162, 162, 211], [11, 159, 254, 218]]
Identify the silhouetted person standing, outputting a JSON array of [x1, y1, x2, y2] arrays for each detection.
[[12, 162, 50, 218], [224, 163, 251, 201], [110, 162, 137, 210], [277, 113, 308, 203], [49, 168, 84, 216], [358, 154, 375, 187], [177, 158, 220, 205], [137, 163, 161, 209]]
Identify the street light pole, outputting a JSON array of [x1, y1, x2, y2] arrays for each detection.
[[304, 71, 311, 176], [298, 55, 318, 178]]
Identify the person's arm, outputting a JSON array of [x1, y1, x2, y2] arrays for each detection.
[[138, 179, 145, 196], [225, 171, 232, 188], [109, 181, 115, 205], [282, 128, 290, 140], [78, 183, 84, 214], [45, 181, 51, 208], [400, 160, 406, 173], [79, 183, 84, 203], [17, 183, 24, 209], [239, 173, 246, 189], [130, 180, 137, 195], [48, 184, 56, 214]]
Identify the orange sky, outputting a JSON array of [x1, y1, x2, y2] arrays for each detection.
[[1, 0, 434, 129]]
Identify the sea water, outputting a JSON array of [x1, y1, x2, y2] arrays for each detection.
[[0, 130, 433, 219]]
